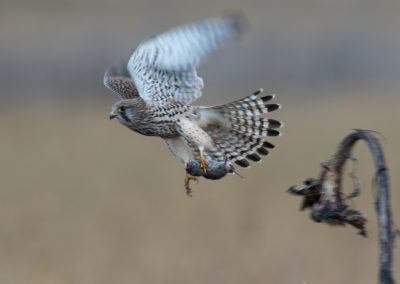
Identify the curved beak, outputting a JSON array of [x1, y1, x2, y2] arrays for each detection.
[[109, 110, 117, 120]]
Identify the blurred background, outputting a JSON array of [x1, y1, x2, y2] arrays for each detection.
[[1, 0, 399, 283]]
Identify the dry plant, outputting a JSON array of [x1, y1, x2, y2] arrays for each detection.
[[288, 129, 395, 284]]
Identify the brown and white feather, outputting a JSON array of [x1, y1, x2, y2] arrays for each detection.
[[127, 13, 247, 106], [104, 14, 282, 175]]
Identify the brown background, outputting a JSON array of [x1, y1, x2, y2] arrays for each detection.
[[1, 0, 399, 283]]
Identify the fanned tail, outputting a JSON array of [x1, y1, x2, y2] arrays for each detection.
[[198, 89, 283, 168]]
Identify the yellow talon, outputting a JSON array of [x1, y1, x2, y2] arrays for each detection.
[[184, 174, 198, 196], [199, 148, 210, 174]]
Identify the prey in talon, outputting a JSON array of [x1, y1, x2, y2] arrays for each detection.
[[186, 159, 241, 180], [104, 14, 283, 195], [184, 158, 242, 196]]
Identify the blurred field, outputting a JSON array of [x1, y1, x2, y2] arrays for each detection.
[[2, 0, 400, 282], [1, 90, 399, 284]]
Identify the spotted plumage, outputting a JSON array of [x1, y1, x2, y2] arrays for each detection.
[[104, 13, 283, 193]]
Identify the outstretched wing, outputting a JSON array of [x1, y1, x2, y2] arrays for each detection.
[[128, 13, 247, 107], [104, 56, 139, 99]]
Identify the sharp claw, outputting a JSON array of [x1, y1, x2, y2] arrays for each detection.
[[184, 174, 198, 196]]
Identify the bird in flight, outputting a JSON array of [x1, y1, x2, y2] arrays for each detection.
[[104, 13, 283, 194]]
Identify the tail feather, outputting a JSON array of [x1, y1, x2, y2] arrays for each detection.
[[204, 126, 249, 164], [231, 119, 282, 137], [227, 131, 273, 167], [199, 89, 282, 168], [217, 92, 281, 117]]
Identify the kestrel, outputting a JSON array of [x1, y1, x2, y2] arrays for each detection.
[[104, 13, 283, 192]]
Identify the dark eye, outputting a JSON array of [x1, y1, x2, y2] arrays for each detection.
[[118, 106, 126, 113]]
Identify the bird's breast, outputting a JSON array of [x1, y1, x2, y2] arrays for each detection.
[[127, 104, 196, 137]]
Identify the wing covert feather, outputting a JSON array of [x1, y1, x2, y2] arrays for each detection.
[[128, 13, 247, 106], [104, 57, 139, 99]]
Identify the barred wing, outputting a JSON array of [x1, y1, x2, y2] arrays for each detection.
[[104, 56, 139, 99], [127, 13, 247, 106]]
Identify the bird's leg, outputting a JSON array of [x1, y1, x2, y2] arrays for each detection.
[[199, 146, 210, 174], [184, 173, 199, 197]]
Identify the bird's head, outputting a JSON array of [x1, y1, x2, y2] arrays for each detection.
[[185, 162, 191, 171], [185, 161, 200, 175], [109, 100, 139, 125]]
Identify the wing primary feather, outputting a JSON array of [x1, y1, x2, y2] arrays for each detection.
[[127, 13, 248, 106]]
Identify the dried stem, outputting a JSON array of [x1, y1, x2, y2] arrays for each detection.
[[288, 130, 394, 284]]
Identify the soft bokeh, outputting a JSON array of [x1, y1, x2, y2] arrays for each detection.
[[1, 0, 399, 283]]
